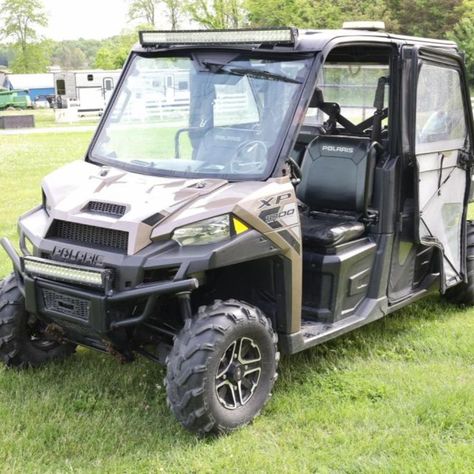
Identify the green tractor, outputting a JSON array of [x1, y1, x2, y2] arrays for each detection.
[[0, 89, 32, 110]]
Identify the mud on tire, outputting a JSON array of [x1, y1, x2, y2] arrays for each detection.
[[165, 299, 279, 436], [444, 221, 474, 305], [0, 273, 76, 369]]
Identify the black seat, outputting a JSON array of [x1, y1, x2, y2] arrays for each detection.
[[297, 135, 374, 247], [299, 212, 365, 247]]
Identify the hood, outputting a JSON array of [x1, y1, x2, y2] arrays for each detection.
[[42, 161, 228, 254]]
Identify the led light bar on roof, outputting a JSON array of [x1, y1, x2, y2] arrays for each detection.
[[139, 28, 297, 47]]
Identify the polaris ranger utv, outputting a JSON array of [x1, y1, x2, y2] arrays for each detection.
[[1, 25, 474, 435]]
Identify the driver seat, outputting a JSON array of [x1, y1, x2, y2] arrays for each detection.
[[297, 135, 375, 248]]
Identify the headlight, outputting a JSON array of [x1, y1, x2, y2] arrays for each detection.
[[172, 215, 249, 247]]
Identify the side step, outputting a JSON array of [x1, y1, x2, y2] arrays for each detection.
[[280, 285, 434, 354], [281, 298, 385, 354]]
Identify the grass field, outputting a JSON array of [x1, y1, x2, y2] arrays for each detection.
[[1, 132, 474, 473], [0, 109, 100, 128]]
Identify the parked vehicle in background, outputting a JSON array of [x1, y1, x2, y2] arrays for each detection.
[[33, 94, 55, 109], [2, 24, 474, 436], [54, 70, 122, 113], [0, 89, 32, 110], [1, 73, 55, 103]]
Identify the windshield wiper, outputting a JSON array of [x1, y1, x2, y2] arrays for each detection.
[[202, 62, 302, 84]]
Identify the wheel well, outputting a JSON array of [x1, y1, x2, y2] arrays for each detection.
[[191, 256, 289, 331]]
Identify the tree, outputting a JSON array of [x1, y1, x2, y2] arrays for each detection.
[[340, 0, 399, 32], [128, 0, 182, 29], [448, 1, 474, 84], [247, 0, 465, 35], [51, 44, 87, 70], [0, 0, 49, 72], [246, 0, 397, 31], [10, 41, 51, 73], [94, 31, 137, 70], [0, 44, 15, 69], [387, 0, 463, 37], [450, 18, 474, 83], [186, 0, 247, 29], [64, 39, 103, 68], [129, 0, 156, 25], [164, 0, 181, 30]]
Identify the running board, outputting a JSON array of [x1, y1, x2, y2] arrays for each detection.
[[280, 298, 385, 354], [280, 285, 435, 354]]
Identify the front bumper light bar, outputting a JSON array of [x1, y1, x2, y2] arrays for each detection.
[[22, 256, 112, 289]]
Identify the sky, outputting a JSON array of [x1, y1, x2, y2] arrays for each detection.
[[40, 0, 132, 40]]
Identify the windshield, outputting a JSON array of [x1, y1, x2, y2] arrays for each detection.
[[90, 53, 312, 180]]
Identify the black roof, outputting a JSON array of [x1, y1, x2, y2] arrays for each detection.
[[133, 28, 458, 54]]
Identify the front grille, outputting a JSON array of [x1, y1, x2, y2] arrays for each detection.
[[85, 201, 126, 218], [42, 288, 90, 321], [48, 220, 128, 252]]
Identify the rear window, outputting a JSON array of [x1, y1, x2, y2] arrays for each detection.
[[304, 62, 389, 127]]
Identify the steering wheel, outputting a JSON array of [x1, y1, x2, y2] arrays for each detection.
[[230, 140, 268, 174]]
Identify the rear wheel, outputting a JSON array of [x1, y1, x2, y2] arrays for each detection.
[[444, 220, 474, 305], [165, 299, 279, 436], [0, 273, 76, 369]]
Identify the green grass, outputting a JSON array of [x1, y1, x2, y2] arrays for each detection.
[[0, 109, 99, 128], [0, 132, 93, 277], [1, 133, 474, 472], [108, 124, 193, 160]]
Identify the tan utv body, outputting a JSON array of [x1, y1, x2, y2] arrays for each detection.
[[1, 26, 474, 435]]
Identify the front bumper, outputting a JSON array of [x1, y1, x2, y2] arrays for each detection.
[[23, 275, 198, 334], [1, 238, 198, 335]]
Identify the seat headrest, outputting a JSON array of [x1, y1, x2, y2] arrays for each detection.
[[297, 135, 372, 213], [307, 135, 371, 164]]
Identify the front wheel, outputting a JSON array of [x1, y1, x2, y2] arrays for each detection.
[[0, 273, 76, 369], [165, 299, 279, 436]]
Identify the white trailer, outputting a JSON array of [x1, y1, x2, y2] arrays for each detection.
[[54, 70, 122, 112]]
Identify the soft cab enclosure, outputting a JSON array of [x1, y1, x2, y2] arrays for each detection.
[[405, 46, 473, 291]]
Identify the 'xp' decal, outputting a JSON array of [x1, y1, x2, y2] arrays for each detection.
[[258, 192, 292, 209]]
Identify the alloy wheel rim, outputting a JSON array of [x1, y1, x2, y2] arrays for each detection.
[[215, 336, 262, 410]]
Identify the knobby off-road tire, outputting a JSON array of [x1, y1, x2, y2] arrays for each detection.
[[444, 220, 474, 305], [0, 273, 76, 369], [165, 299, 279, 436]]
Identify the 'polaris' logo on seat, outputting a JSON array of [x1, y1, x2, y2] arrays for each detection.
[[322, 145, 354, 153]]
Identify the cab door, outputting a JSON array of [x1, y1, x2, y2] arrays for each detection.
[[409, 48, 473, 290]]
